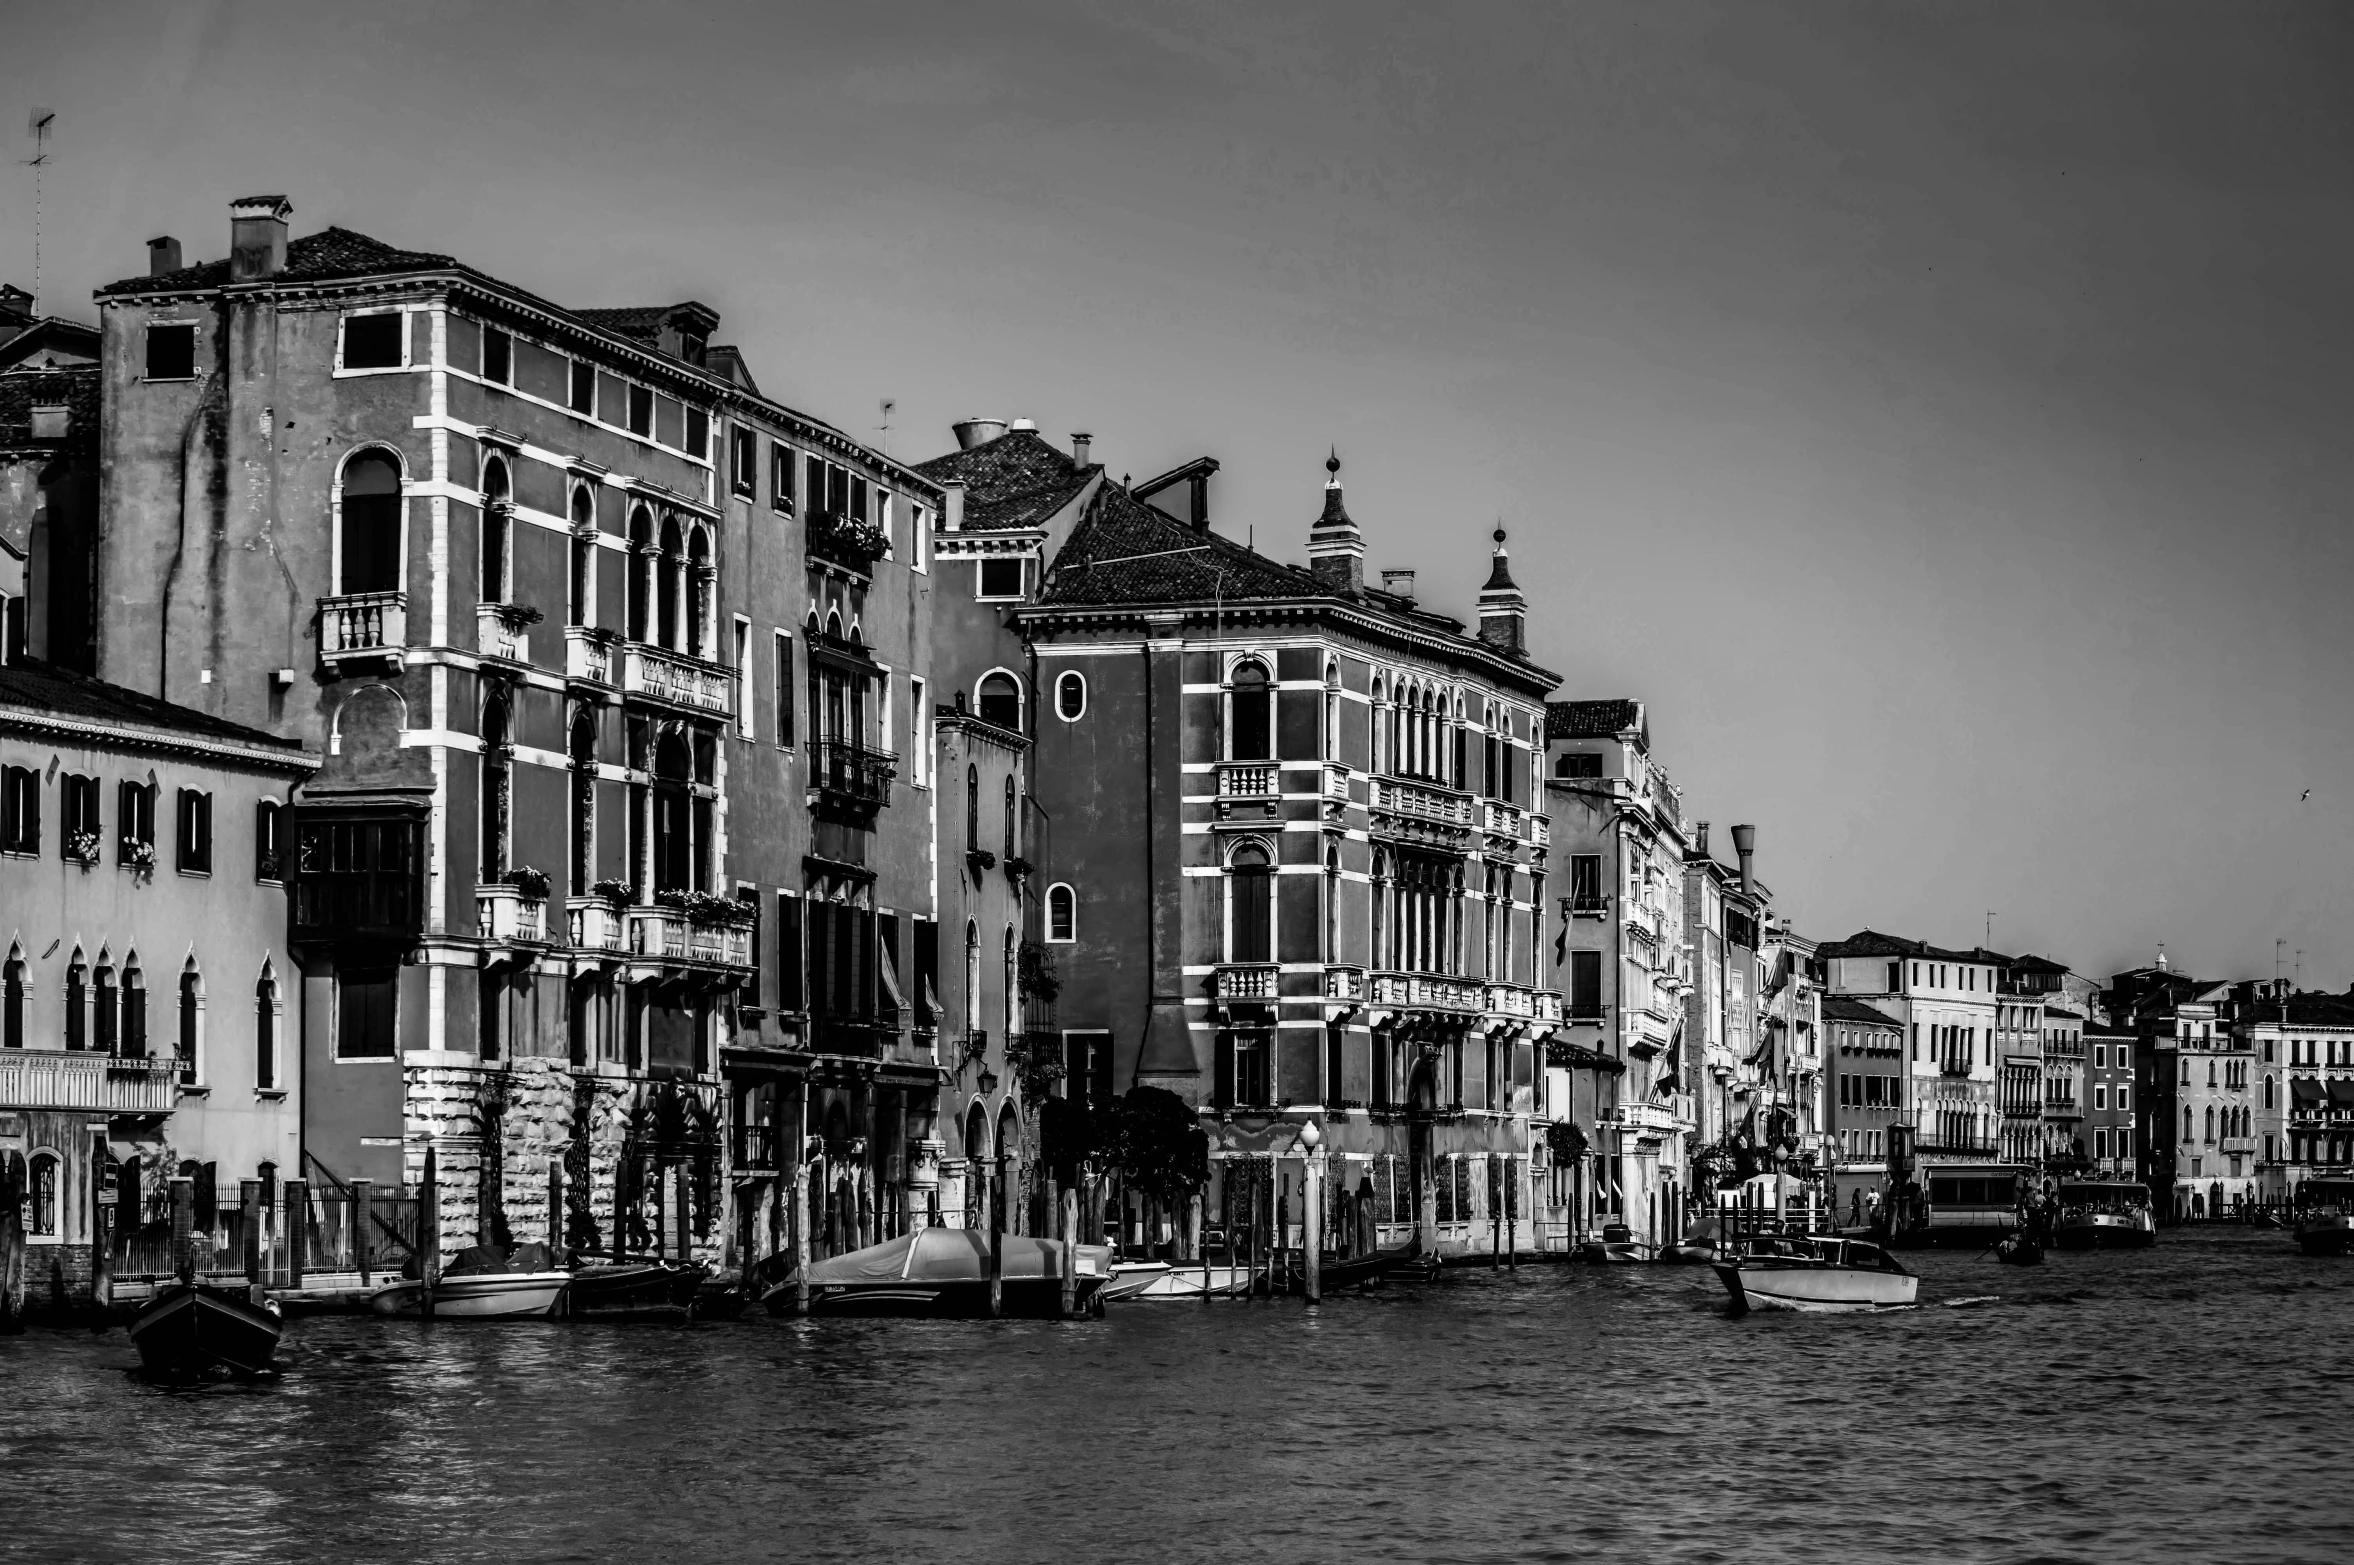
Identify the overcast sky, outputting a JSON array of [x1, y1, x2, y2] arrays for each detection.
[[10, 1, 2352, 986]]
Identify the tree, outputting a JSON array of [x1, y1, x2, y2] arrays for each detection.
[[1105, 1086, 1209, 1205]]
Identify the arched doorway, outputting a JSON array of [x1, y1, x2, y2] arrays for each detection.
[[1406, 1044, 1438, 1246], [994, 1102, 1019, 1235], [964, 1101, 989, 1232]]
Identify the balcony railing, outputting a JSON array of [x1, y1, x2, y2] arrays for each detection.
[[1483, 800, 1523, 838], [813, 741, 896, 807], [0, 1050, 178, 1113], [1370, 776, 1473, 826], [1916, 1132, 2001, 1155], [1607, 1102, 1678, 1134], [622, 641, 733, 715], [1218, 763, 1277, 799], [1323, 764, 1351, 801], [565, 628, 616, 686], [1487, 983, 1537, 1018], [1528, 814, 1550, 847], [2221, 1136, 2255, 1154], [807, 1017, 893, 1058], [1940, 1059, 1975, 1077], [476, 602, 533, 663], [567, 896, 625, 951], [1566, 999, 1607, 1022], [1213, 964, 1279, 1001], [1325, 966, 1366, 1001], [475, 883, 547, 944], [1567, 894, 1608, 919], [318, 592, 406, 665], [626, 905, 753, 969], [1623, 901, 1660, 940], [1369, 972, 1483, 1012], [730, 1122, 781, 1172]]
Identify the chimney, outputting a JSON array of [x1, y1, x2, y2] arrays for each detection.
[[1307, 450, 1365, 597], [1476, 526, 1527, 655], [943, 481, 965, 532], [1009, 417, 1037, 434], [952, 417, 1008, 451], [1380, 569, 1416, 602], [1694, 821, 1709, 859], [228, 195, 292, 282], [147, 236, 183, 276], [1071, 432, 1092, 468], [1731, 823, 1756, 896]]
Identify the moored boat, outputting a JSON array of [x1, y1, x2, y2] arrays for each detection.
[[1713, 1234, 1917, 1312], [762, 1228, 1111, 1318], [128, 1282, 284, 1375], [1119, 1262, 1256, 1298], [1663, 1218, 1722, 1266], [2052, 1181, 2158, 1251], [369, 1245, 572, 1319], [2293, 1178, 2354, 1257], [1099, 1261, 1172, 1302], [565, 1259, 706, 1322], [1575, 1222, 1656, 1264]]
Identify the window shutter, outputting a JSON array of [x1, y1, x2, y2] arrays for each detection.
[[1214, 1031, 1235, 1111], [777, 894, 803, 1012]]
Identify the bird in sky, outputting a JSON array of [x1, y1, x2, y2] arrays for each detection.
[[2302, 789, 2312, 801]]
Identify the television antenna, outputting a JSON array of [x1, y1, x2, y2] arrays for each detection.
[[24, 108, 54, 311], [877, 398, 895, 457]]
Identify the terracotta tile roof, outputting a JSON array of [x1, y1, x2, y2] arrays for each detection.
[[1546, 699, 1641, 738], [2279, 993, 2354, 1028], [1042, 483, 1321, 606], [97, 226, 459, 296], [570, 306, 675, 344], [1816, 929, 1984, 963], [1822, 995, 1902, 1026], [0, 363, 99, 454], [0, 657, 310, 757]]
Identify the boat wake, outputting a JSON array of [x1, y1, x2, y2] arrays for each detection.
[[1944, 1294, 2003, 1309]]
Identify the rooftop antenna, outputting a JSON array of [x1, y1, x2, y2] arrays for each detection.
[[24, 108, 54, 312], [876, 398, 895, 458], [1985, 910, 1994, 947]]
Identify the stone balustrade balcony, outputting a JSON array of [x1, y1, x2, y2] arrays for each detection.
[[565, 627, 617, 686], [0, 1050, 179, 1113], [318, 592, 406, 669], [623, 641, 732, 715], [475, 883, 547, 944], [1212, 964, 1279, 1002]]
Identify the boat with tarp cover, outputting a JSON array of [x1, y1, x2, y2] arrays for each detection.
[[763, 1229, 1112, 1318], [2053, 1180, 2157, 1250]]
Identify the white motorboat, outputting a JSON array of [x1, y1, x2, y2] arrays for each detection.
[[1115, 1262, 1256, 1299], [1713, 1234, 1917, 1313], [368, 1271, 572, 1318]]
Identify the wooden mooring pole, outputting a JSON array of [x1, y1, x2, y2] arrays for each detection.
[[420, 1145, 439, 1320]]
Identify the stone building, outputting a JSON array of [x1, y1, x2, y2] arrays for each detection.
[[1, 656, 313, 1311], [0, 282, 100, 669], [1540, 698, 1689, 1248], [1815, 931, 2005, 1167], [87, 198, 940, 1271], [913, 430, 1563, 1259], [2239, 988, 2354, 1199], [2109, 962, 2254, 1219], [2082, 1017, 2138, 1175], [1822, 994, 1905, 1218]]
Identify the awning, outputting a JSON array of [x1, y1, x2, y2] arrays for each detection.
[[2329, 1080, 2354, 1107], [2292, 1078, 2328, 1105]]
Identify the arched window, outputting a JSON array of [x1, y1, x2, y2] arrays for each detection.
[[657, 517, 684, 650], [1229, 661, 1272, 761], [570, 486, 597, 628], [1046, 884, 1077, 943], [338, 450, 404, 594], [687, 525, 713, 658], [255, 798, 283, 881], [95, 954, 118, 1056], [1055, 671, 1086, 721], [1003, 926, 1018, 1040], [1324, 844, 1342, 962], [1228, 842, 1273, 963], [2265, 1075, 2277, 1110], [255, 965, 280, 1091], [570, 708, 598, 897], [994, 1102, 1019, 1230], [1003, 776, 1017, 860], [64, 950, 86, 1051], [480, 454, 512, 603], [1323, 661, 1340, 760], [3, 945, 24, 1050], [121, 958, 146, 1059], [480, 693, 511, 882], [627, 505, 654, 641], [178, 961, 203, 1084], [977, 671, 1022, 730], [963, 920, 981, 1033], [28, 1151, 59, 1240]]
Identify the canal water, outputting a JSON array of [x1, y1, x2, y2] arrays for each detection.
[[2, 1229, 2345, 1564]]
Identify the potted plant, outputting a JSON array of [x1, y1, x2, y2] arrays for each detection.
[[120, 836, 156, 872], [502, 865, 552, 900], [1001, 854, 1034, 883], [67, 828, 101, 867], [589, 877, 634, 907]]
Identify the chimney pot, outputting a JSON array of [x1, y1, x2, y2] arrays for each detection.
[[1731, 822, 1756, 896], [952, 417, 1007, 451], [228, 195, 292, 282], [943, 481, 966, 532], [1071, 432, 1092, 468], [147, 236, 182, 276], [1380, 569, 1416, 602], [1694, 821, 1710, 858]]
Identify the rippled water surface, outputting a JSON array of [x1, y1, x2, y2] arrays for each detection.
[[2, 1229, 2347, 1564]]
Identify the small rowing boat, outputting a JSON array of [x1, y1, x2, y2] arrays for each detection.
[[1714, 1234, 1917, 1312], [565, 1258, 706, 1322], [128, 1282, 283, 1375]]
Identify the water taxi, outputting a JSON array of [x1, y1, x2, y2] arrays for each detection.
[[1713, 1233, 1917, 1312], [1886, 1165, 2027, 1248], [2052, 1180, 2157, 1250], [2293, 1178, 2354, 1257]]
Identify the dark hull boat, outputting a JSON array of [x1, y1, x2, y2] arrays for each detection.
[[565, 1260, 706, 1322], [763, 1229, 1110, 1319], [1995, 1235, 2045, 1266], [692, 1269, 753, 1321], [129, 1283, 284, 1375]]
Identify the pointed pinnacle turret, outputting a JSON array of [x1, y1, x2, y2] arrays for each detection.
[[1307, 447, 1364, 596], [1477, 522, 1527, 655], [1482, 524, 1519, 592]]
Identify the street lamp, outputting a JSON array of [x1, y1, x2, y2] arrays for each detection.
[[1300, 1118, 1324, 1305]]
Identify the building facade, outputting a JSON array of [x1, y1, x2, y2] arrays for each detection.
[[1823, 994, 1905, 1218], [2082, 1018, 2137, 1175], [1816, 932, 2006, 1167]]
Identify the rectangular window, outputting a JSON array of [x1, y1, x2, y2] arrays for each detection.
[[627, 384, 653, 437], [1568, 854, 1602, 910], [176, 788, 213, 874], [117, 780, 154, 863], [738, 886, 763, 1009], [145, 323, 197, 380], [733, 617, 754, 740], [685, 407, 709, 460], [482, 327, 511, 385], [255, 799, 282, 880], [912, 503, 929, 573], [1556, 751, 1602, 779], [774, 632, 796, 746], [777, 893, 804, 1013], [909, 677, 927, 786], [62, 773, 100, 856], [730, 427, 755, 495], [2116, 1127, 2131, 1161], [336, 971, 398, 1059], [569, 359, 596, 415], [1569, 950, 1602, 1016], [1, 765, 37, 853], [978, 557, 1023, 600], [771, 442, 796, 513], [2117, 1084, 2130, 1112], [343, 312, 405, 370]]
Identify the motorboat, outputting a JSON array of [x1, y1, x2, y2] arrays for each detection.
[[1663, 1218, 1722, 1266], [2293, 1178, 2354, 1257], [565, 1258, 706, 1322], [1099, 1261, 1173, 1301], [1713, 1234, 1917, 1312], [1575, 1222, 1656, 1264], [369, 1244, 571, 1319], [128, 1281, 284, 1375], [692, 1268, 753, 1321], [1113, 1262, 1256, 1299], [2052, 1181, 2158, 1251], [762, 1228, 1112, 1318]]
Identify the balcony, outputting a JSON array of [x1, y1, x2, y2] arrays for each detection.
[[1370, 776, 1473, 829], [1916, 1132, 2000, 1156], [1212, 964, 1279, 1002], [1607, 1102, 1678, 1135], [1483, 800, 1523, 840], [565, 627, 617, 687], [730, 1121, 781, 1172], [566, 896, 625, 953], [1485, 983, 1538, 1019], [1369, 972, 1483, 1013], [1216, 764, 1279, 819], [1528, 813, 1550, 847], [476, 602, 537, 664], [622, 641, 733, 715], [318, 592, 406, 669], [807, 1016, 893, 1058], [0, 1050, 178, 1113], [1566, 999, 1608, 1023], [1567, 894, 1608, 920], [475, 883, 548, 944], [1623, 901, 1660, 941], [2221, 1136, 2255, 1155], [1323, 764, 1351, 801], [1940, 1059, 1975, 1077], [1325, 966, 1366, 1002], [812, 740, 895, 810], [625, 905, 753, 971]]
